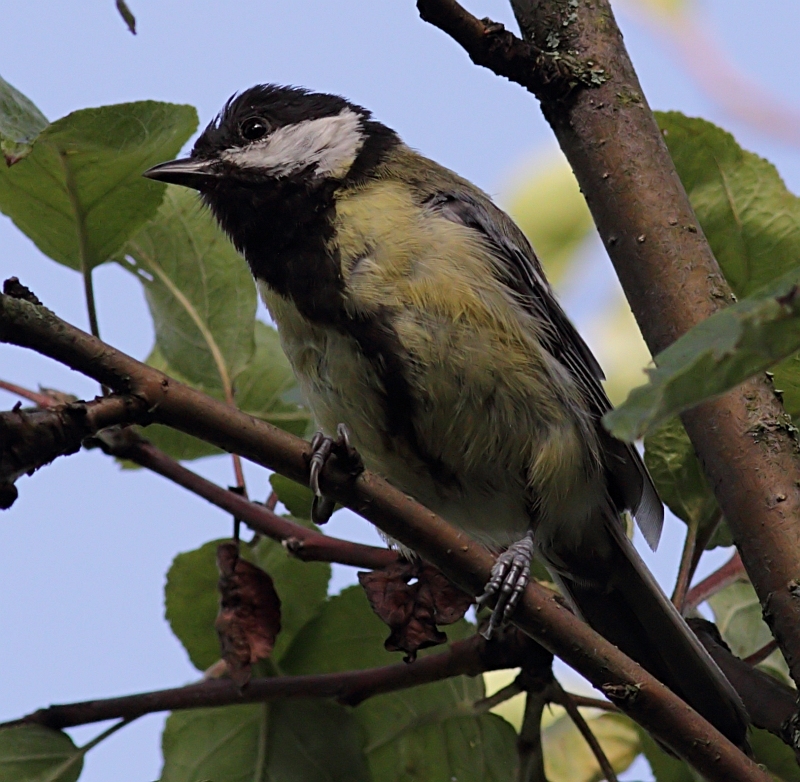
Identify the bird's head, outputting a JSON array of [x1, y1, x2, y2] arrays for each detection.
[[144, 84, 398, 261], [144, 84, 397, 194]]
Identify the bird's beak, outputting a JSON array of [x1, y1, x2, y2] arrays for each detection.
[[143, 157, 220, 190]]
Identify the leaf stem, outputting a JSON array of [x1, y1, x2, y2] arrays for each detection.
[[252, 702, 269, 782], [41, 718, 134, 782], [128, 241, 247, 493], [688, 511, 723, 586], [59, 151, 101, 340]]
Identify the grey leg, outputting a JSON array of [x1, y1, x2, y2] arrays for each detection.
[[308, 423, 363, 525], [477, 532, 535, 639]]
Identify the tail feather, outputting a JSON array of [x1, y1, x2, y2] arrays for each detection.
[[549, 519, 749, 749]]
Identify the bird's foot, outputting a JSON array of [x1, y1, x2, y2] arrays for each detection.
[[308, 423, 364, 524], [477, 533, 535, 639]]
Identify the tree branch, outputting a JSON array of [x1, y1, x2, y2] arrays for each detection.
[[92, 427, 396, 570], [0, 379, 394, 569], [551, 680, 619, 782], [0, 378, 60, 408], [417, 0, 800, 697], [684, 551, 745, 612], [4, 629, 534, 730], [671, 515, 699, 611], [0, 393, 148, 508], [0, 291, 769, 781]]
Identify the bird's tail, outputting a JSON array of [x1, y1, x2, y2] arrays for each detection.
[[550, 518, 749, 749]]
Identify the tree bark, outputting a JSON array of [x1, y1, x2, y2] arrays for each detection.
[[418, 0, 800, 699], [509, 0, 800, 690]]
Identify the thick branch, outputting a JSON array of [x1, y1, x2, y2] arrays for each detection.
[[418, 0, 800, 697], [0, 394, 148, 507], [515, 0, 800, 694], [6, 629, 531, 730], [0, 292, 769, 781]]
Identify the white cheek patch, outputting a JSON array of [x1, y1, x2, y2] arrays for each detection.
[[221, 107, 365, 179]]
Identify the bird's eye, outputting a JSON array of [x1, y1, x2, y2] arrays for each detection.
[[240, 117, 269, 141]]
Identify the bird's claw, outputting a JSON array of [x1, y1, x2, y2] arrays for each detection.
[[307, 423, 363, 524], [478, 534, 535, 639]]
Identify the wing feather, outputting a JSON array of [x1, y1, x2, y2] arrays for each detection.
[[425, 190, 663, 548]]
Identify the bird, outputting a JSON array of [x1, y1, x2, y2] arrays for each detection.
[[144, 84, 748, 747]]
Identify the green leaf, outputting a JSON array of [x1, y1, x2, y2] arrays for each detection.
[[119, 186, 256, 392], [637, 727, 701, 781], [604, 268, 800, 440], [281, 586, 498, 782], [658, 112, 800, 299], [750, 727, 800, 782], [164, 540, 223, 672], [708, 581, 790, 684], [605, 114, 800, 440], [269, 474, 314, 519], [543, 712, 640, 782], [0, 101, 196, 270], [164, 535, 330, 671], [281, 585, 397, 674], [160, 701, 370, 782], [235, 322, 311, 437], [115, 0, 136, 34], [643, 418, 731, 550], [365, 712, 517, 782], [0, 75, 48, 165], [0, 725, 82, 782]]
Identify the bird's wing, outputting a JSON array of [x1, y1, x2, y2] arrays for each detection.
[[424, 190, 663, 549]]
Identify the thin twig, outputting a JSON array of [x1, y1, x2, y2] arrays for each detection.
[[551, 680, 619, 782], [562, 694, 619, 713], [672, 516, 699, 611], [0, 379, 59, 408], [473, 680, 524, 714], [2, 630, 535, 730], [685, 510, 724, 599], [743, 640, 779, 667], [517, 688, 550, 782], [684, 551, 746, 612], [94, 428, 396, 570]]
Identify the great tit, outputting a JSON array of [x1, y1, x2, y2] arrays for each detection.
[[145, 84, 747, 746]]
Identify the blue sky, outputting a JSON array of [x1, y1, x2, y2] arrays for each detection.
[[1, 2, 798, 780]]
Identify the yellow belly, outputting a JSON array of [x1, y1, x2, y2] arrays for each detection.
[[261, 281, 602, 550]]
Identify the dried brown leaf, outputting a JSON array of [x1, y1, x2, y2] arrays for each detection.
[[358, 560, 473, 661], [215, 542, 281, 686]]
